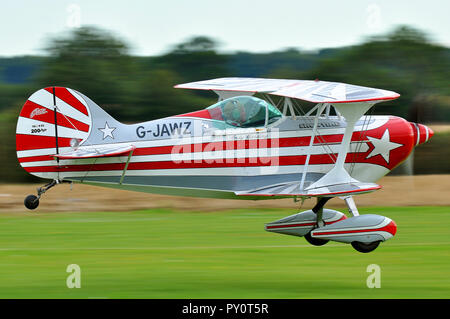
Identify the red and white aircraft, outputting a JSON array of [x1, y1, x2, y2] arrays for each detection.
[[16, 78, 433, 252]]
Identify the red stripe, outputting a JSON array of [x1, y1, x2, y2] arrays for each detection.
[[20, 150, 375, 172], [266, 215, 347, 230], [132, 133, 359, 157], [18, 155, 54, 163], [133, 139, 285, 156], [175, 109, 213, 119], [20, 100, 90, 132], [16, 134, 73, 151], [23, 155, 303, 172], [44, 87, 89, 116], [330, 215, 348, 224], [266, 222, 316, 229], [312, 220, 397, 236], [328, 95, 400, 103]]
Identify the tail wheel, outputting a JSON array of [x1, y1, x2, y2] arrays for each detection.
[[351, 241, 380, 253], [305, 232, 329, 246], [24, 195, 39, 210]]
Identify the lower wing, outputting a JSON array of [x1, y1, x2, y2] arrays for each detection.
[[235, 180, 380, 198]]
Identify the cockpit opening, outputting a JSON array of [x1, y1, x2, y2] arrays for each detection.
[[206, 96, 282, 128]]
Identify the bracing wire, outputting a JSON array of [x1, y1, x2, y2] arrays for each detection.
[[292, 100, 338, 164], [349, 105, 376, 175]]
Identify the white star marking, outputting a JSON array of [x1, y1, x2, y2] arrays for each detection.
[[366, 129, 403, 164], [98, 122, 116, 140]]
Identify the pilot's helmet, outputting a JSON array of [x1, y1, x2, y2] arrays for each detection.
[[223, 99, 245, 124], [223, 100, 235, 119]]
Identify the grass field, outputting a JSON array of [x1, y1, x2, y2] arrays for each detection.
[[0, 206, 449, 298]]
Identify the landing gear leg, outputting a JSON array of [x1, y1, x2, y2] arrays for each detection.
[[305, 197, 332, 246], [342, 196, 359, 216], [24, 179, 66, 210], [312, 197, 331, 227]]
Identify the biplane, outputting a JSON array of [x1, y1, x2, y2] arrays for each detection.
[[16, 78, 433, 252]]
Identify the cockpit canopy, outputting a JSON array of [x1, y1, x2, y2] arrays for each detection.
[[206, 96, 282, 128]]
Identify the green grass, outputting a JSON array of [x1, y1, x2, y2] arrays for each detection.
[[0, 206, 449, 298]]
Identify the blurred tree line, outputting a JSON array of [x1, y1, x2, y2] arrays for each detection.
[[0, 25, 448, 182]]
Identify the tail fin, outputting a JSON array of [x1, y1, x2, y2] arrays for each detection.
[[16, 87, 121, 179]]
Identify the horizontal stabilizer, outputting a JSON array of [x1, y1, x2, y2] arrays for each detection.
[[235, 180, 380, 198], [53, 145, 135, 160]]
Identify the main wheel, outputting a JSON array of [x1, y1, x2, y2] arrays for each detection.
[[24, 195, 39, 210], [351, 241, 380, 253], [305, 232, 329, 246]]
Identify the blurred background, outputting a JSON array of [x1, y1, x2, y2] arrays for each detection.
[[0, 0, 449, 183]]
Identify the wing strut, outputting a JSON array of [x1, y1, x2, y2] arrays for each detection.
[[299, 103, 326, 190], [305, 102, 375, 191], [119, 149, 134, 185], [342, 196, 360, 216]]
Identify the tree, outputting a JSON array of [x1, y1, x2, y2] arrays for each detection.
[[156, 36, 230, 83], [37, 26, 135, 120], [172, 36, 218, 53], [299, 26, 450, 122]]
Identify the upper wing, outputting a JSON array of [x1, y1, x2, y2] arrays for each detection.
[[53, 144, 135, 159], [175, 77, 400, 104], [235, 180, 381, 198]]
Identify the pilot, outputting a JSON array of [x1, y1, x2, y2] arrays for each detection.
[[223, 99, 246, 126]]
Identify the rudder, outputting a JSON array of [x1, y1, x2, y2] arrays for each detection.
[[16, 87, 117, 179]]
